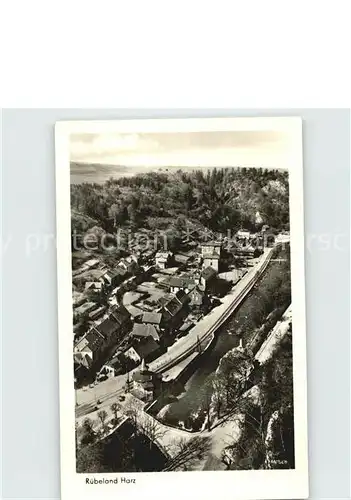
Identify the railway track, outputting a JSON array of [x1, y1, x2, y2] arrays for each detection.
[[151, 246, 276, 375]]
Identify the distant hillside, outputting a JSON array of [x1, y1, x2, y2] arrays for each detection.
[[71, 167, 290, 239], [70, 162, 138, 184]]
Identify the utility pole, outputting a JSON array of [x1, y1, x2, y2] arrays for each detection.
[[196, 335, 202, 354], [125, 371, 132, 393]]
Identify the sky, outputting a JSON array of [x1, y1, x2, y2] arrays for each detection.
[[70, 130, 291, 170]]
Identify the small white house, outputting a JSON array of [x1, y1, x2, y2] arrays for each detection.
[[85, 281, 103, 292], [155, 251, 172, 270], [237, 230, 251, 240]]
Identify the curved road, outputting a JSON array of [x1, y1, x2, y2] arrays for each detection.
[[76, 243, 282, 418], [149, 246, 275, 374]]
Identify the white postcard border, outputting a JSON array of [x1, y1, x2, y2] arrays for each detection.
[[55, 117, 308, 500]]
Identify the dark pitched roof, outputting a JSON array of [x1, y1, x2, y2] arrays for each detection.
[[201, 241, 222, 247], [95, 318, 119, 338], [175, 289, 189, 304], [75, 328, 105, 353], [75, 301, 96, 315], [142, 312, 162, 325], [133, 337, 160, 361], [132, 368, 154, 383], [187, 283, 197, 292], [88, 305, 106, 319], [166, 297, 182, 315], [85, 281, 103, 291], [110, 305, 131, 324], [157, 293, 174, 307], [115, 266, 128, 276], [74, 351, 93, 369], [201, 266, 217, 280], [169, 276, 196, 289], [168, 277, 183, 287], [174, 254, 191, 263], [162, 295, 186, 318], [105, 356, 122, 369], [131, 323, 160, 342], [92, 307, 129, 341]]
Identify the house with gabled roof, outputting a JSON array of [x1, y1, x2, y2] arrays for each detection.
[[200, 266, 217, 290], [236, 230, 251, 240], [174, 253, 191, 266], [133, 335, 162, 364], [74, 305, 132, 373], [141, 311, 162, 326], [109, 304, 131, 328], [201, 240, 222, 271], [168, 275, 195, 294], [102, 269, 123, 288], [85, 281, 103, 292], [131, 323, 160, 342], [158, 290, 190, 331], [155, 251, 172, 270], [96, 305, 132, 343], [74, 327, 106, 362], [187, 285, 205, 309], [74, 351, 93, 370], [83, 258, 100, 269], [132, 359, 161, 402], [88, 305, 107, 321], [118, 255, 138, 274], [74, 301, 96, 317]]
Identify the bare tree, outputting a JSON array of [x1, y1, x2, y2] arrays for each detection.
[[97, 410, 108, 432], [212, 376, 224, 419], [220, 401, 267, 470], [139, 415, 168, 451], [124, 398, 140, 431], [82, 417, 94, 433], [200, 376, 214, 430], [110, 402, 121, 424], [163, 436, 212, 471], [80, 418, 96, 446], [215, 349, 255, 412]]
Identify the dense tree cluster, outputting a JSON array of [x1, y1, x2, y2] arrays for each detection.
[[76, 419, 167, 473], [71, 167, 290, 238], [231, 245, 291, 344], [169, 246, 291, 429], [221, 331, 294, 470]]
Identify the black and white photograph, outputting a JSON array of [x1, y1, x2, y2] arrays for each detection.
[[55, 117, 308, 500]]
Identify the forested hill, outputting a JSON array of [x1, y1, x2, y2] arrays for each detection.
[[70, 167, 289, 236]]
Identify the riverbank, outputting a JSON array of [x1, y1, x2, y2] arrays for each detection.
[[156, 245, 291, 430], [149, 246, 275, 374]]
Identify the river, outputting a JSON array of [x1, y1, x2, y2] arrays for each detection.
[[157, 245, 291, 430]]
